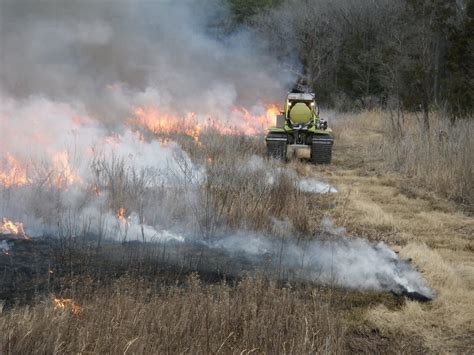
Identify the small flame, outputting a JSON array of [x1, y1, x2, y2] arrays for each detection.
[[0, 218, 23, 235], [53, 297, 81, 317], [117, 207, 127, 224], [0, 218, 30, 239], [90, 185, 101, 196]]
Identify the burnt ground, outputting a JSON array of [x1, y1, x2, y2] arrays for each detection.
[[0, 234, 240, 307], [0, 233, 408, 309]]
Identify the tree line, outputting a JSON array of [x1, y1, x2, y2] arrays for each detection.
[[228, 0, 473, 124]]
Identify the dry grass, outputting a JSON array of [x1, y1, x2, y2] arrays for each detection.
[[327, 111, 474, 352], [381, 113, 473, 208], [174, 130, 329, 237], [1, 275, 347, 354], [333, 110, 473, 209], [368, 243, 474, 352]]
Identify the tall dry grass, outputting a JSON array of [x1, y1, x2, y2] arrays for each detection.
[[332, 110, 473, 209], [0, 275, 347, 354], [381, 113, 473, 207], [171, 129, 328, 237]]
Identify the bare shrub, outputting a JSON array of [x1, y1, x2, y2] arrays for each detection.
[[182, 132, 324, 237]]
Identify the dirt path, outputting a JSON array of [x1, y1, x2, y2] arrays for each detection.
[[308, 139, 474, 352]]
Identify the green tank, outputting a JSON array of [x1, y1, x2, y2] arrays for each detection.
[[265, 92, 334, 164]]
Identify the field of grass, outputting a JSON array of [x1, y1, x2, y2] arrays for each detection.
[[1, 111, 473, 353], [325, 111, 474, 352]]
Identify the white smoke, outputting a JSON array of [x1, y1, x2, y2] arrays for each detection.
[[0, 241, 10, 253], [298, 178, 338, 193], [244, 155, 337, 193], [0, 0, 295, 125], [0, 94, 202, 238], [200, 217, 434, 298], [0, 0, 290, 237], [0, 0, 291, 236], [98, 212, 185, 244], [83, 215, 432, 298]]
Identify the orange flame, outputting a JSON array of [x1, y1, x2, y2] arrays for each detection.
[[133, 107, 202, 141], [53, 297, 81, 317], [0, 218, 24, 235], [1, 150, 82, 189], [0, 153, 30, 187], [0, 218, 30, 240], [50, 151, 83, 187], [131, 104, 280, 139], [230, 104, 280, 135], [1, 104, 280, 193]]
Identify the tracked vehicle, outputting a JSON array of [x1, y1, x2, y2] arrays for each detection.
[[266, 91, 333, 164]]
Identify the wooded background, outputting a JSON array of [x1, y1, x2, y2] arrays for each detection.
[[226, 0, 473, 123]]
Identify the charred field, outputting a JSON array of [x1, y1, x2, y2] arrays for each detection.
[[0, 226, 428, 309]]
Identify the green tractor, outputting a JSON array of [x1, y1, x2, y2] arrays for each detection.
[[265, 92, 333, 164]]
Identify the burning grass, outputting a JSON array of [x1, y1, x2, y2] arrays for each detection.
[[53, 297, 81, 317], [0, 218, 26, 237]]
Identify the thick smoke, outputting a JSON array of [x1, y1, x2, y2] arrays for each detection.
[[0, 94, 202, 237], [0, 0, 294, 125]]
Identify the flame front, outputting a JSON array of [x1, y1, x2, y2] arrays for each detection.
[[0, 151, 82, 189], [131, 104, 280, 139], [1, 103, 280, 192], [133, 107, 202, 141], [231, 104, 280, 135]]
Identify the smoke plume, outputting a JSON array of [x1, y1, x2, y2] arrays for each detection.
[[205, 218, 434, 298], [0, 0, 294, 125]]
